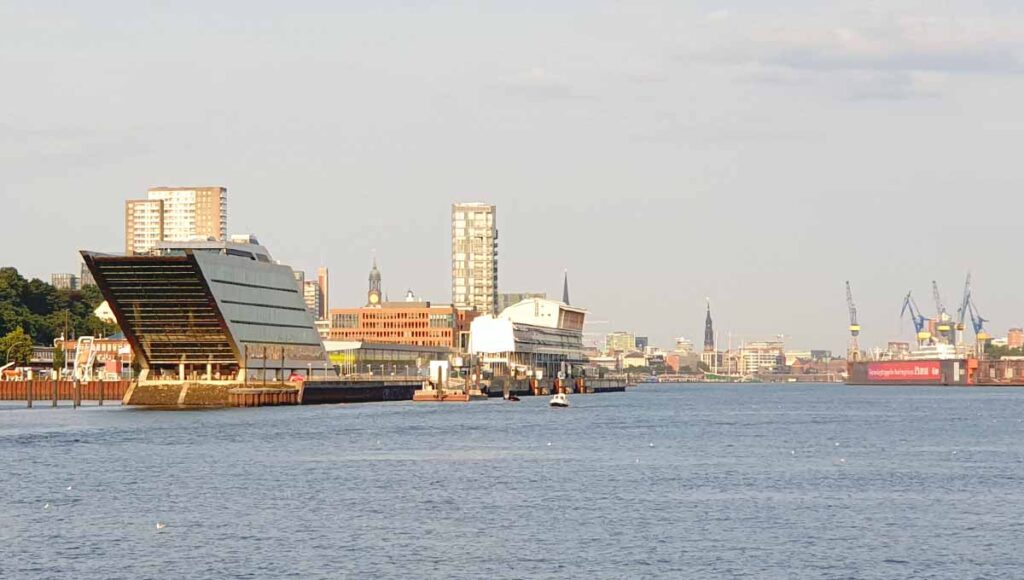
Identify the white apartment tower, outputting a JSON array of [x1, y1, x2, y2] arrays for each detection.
[[125, 199, 165, 255], [125, 187, 227, 255], [303, 280, 322, 320], [451, 203, 498, 315]]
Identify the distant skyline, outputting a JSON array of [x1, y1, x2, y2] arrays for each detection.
[[3, 1, 1024, 352]]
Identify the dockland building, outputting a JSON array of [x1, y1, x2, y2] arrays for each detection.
[[82, 236, 331, 383]]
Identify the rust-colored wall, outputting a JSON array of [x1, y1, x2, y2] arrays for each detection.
[[0, 380, 130, 401]]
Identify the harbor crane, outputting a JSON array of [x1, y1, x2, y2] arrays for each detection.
[[900, 291, 931, 345], [845, 281, 861, 361], [932, 280, 953, 342], [956, 273, 972, 337], [968, 300, 989, 339], [955, 273, 990, 344], [932, 280, 947, 319]]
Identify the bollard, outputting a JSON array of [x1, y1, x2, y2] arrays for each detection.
[[73, 380, 80, 409], [52, 380, 57, 407], [27, 381, 33, 409], [98, 381, 104, 406]]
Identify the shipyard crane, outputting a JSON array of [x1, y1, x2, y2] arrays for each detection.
[[845, 281, 861, 361], [932, 280, 952, 343], [968, 300, 989, 338], [955, 273, 972, 346], [955, 273, 972, 339], [932, 281, 947, 318], [900, 291, 931, 345]]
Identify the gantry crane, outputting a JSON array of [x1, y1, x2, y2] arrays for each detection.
[[846, 281, 861, 361], [900, 291, 931, 345]]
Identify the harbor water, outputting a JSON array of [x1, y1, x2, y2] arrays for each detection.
[[2, 384, 1023, 579]]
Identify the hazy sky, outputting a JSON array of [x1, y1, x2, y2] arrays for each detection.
[[3, 1, 1024, 352]]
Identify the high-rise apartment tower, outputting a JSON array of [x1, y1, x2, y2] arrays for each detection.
[[125, 186, 227, 255], [451, 203, 498, 315], [316, 266, 329, 319]]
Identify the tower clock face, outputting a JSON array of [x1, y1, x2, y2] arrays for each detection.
[[369, 293, 380, 304]]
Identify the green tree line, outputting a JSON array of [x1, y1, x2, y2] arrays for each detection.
[[985, 343, 1024, 360], [0, 267, 117, 350]]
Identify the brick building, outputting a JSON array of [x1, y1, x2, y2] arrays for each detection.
[[327, 260, 476, 349]]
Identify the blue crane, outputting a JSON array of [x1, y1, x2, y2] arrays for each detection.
[[956, 273, 972, 333], [900, 291, 928, 335], [955, 273, 989, 339], [968, 297, 988, 337]]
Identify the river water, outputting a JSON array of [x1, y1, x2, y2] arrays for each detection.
[[2, 384, 1023, 579]]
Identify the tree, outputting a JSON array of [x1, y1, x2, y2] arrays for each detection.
[[985, 343, 1024, 360], [0, 267, 116, 344], [1, 327, 33, 366], [52, 343, 66, 371]]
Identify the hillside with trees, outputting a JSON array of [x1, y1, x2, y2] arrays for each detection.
[[0, 267, 117, 347]]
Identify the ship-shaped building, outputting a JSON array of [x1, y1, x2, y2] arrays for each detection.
[[82, 236, 332, 385]]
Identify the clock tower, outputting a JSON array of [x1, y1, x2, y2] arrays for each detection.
[[367, 258, 382, 307]]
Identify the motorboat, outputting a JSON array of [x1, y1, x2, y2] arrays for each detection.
[[549, 393, 569, 408], [504, 393, 521, 402]]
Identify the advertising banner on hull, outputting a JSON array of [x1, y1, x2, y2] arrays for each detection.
[[867, 361, 941, 382]]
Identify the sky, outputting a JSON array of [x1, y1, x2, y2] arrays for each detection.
[[2, 0, 1024, 353]]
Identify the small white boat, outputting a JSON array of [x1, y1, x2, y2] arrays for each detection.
[[549, 393, 569, 408]]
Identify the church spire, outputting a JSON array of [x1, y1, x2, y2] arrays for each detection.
[[369, 257, 381, 292], [703, 299, 715, 352], [562, 270, 570, 305], [367, 258, 382, 306]]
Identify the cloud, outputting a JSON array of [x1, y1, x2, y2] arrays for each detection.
[[844, 71, 946, 101], [741, 63, 946, 101], [706, 9, 730, 22], [754, 17, 1024, 75], [496, 67, 591, 100], [696, 14, 1024, 100]]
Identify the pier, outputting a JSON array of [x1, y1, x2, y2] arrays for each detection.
[[487, 377, 629, 398]]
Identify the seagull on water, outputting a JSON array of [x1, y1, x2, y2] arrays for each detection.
[[155, 522, 167, 530], [44, 503, 51, 510]]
